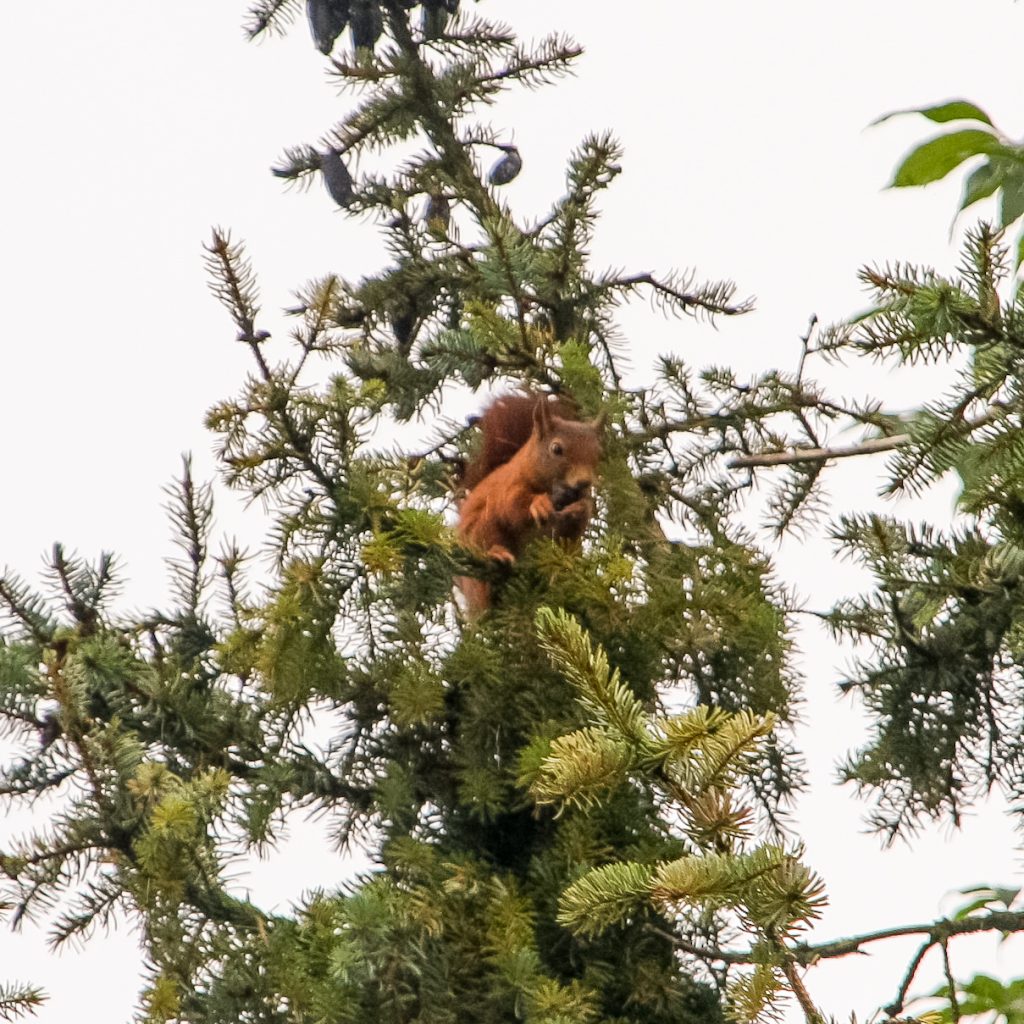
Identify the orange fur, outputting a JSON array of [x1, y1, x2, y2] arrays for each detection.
[[457, 394, 604, 615], [461, 393, 579, 490]]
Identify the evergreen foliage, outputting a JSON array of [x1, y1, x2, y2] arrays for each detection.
[[722, 218, 1024, 843], [533, 608, 825, 1020], [815, 225, 1024, 839], [7, 3, 1024, 1021], [1, 3, 804, 1022], [0, 984, 46, 1023]]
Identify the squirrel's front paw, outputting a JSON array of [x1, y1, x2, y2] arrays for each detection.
[[487, 545, 516, 565], [555, 497, 589, 521], [529, 493, 556, 525]]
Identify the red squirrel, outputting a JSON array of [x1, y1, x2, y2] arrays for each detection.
[[457, 393, 605, 614]]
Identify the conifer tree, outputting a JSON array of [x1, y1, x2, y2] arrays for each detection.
[[8, 4, 1024, 1023], [722, 216, 1024, 845], [723, 100, 1024, 853], [1, 3, 803, 1022], [795, 225, 1024, 840]]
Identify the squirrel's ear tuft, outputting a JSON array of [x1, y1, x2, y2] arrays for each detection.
[[590, 410, 608, 433], [533, 396, 553, 437]]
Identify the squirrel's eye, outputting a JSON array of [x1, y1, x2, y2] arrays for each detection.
[[550, 441, 564, 457]]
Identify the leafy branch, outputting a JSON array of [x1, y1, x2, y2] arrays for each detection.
[[877, 99, 1024, 271]]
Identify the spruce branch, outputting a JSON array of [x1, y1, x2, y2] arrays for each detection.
[[649, 846, 788, 906], [530, 726, 634, 809], [215, 540, 249, 630], [0, 574, 56, 644], [725, 963, 785, 1024], [45, 545, 118, 635], [420, 20, 517, 56], [49, 876, 127, 947], [473, 37, 583, 91], [204, 227, 262, 343], [486, 219, 533, 354], [647, 906, 1024, 1024], [92, 4, 817, 1019], [557, 861, 655, 937], [0, 983, 46, 1022], [244, 0, 300, 40], [602, 270, 754, 319], [535, 607, 649, 746], [164, 455, 214, 616], [205, 229, 338, 498]]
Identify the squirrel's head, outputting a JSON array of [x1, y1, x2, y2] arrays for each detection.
[[529, 397, 605, 504]]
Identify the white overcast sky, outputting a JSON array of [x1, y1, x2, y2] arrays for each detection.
[[3, 2, 1024, 1021]]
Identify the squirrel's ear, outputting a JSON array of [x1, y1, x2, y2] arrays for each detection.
[[533, 397, 553, 437], [590, 410, 608, 433]]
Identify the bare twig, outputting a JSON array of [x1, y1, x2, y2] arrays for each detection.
[[650, 911, 1024, 1022], [941, 940, 960, 1023], [793, 315, 818, 386], [650, 909, 1024, 968], [783, 961, 825, 1024], [885, 938, 932, 1017], [727, 434, 909, 469]]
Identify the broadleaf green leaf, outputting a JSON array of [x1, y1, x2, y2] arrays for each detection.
[[1000, 170, 1024, 227], [959, 160, 1003, 213], [952, 895, 1000, 920], [890, 130, 1006, 188], [950, 883, 1021, 918], [873, 99, 995, 127], [961, 973, 1008, 1004]]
